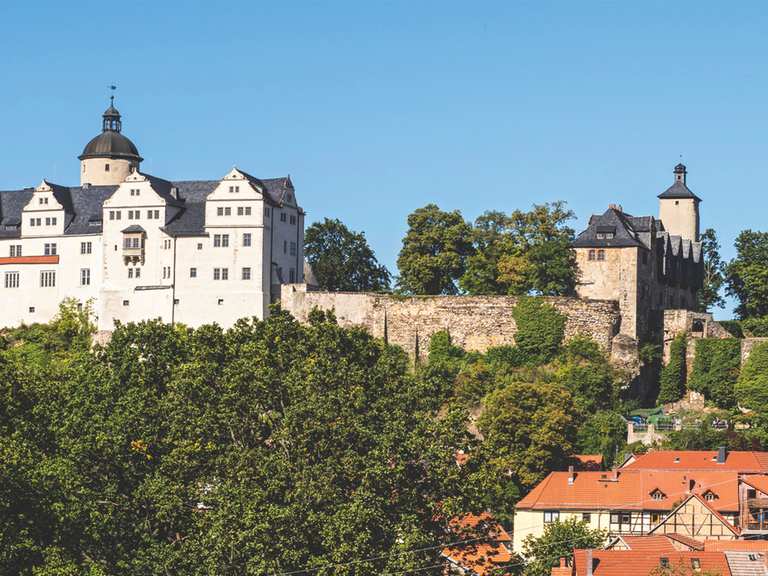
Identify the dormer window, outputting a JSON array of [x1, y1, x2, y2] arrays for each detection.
[[650, 489, 665, 501], [703, 491, 716, 501], [596, 226, 616, 240]]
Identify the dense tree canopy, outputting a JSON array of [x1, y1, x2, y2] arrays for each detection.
[[521, 518, 606, 576], [736, 342, 768, 412], [304, 217, 391, 292], [697, 228, 726, 311], [0, 303, 478, 575], [726, 230, 768, 319]]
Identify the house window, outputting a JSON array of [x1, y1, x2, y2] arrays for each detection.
[[283, 240, 287, 254], [221, 268, 229, 280], [660, 558, 670, 568], [29, 306, 35, 313], [650, 513, 662, 524], [213, 268, 229, 280], [45, 217, 51, 226], [224, 207, 232, 216], [221, 234, 229, 247], [704, 492, 716, 501], [237, 206, 244, 216], [123, 300, 129, 306], [748, 489, 757, 500], [543, 511, 559, 524], [197, 243, 203, 250], [243, 233, 252, 247], [147, 210, 154, 219], [135, 268, 141, 278], [40, 270, 56, 287], [217, 207, 224, 216], [651, 490, 664, 501], [597, 250, 605, 261], [242, 267, 251, 280], [128, 268, 134, 279], [289, 268, 296, 283], [116, 211, 121, 220], [218, 298, 224, 305], [44, 243, 57, 256], [9, 245, 21, 257], [39, 197, 48, 205], [280, 212, 287, 222], [582, 513, 591, 523], [214, 268, 221, 280], [109, 211, 115, 220], [290, 214, 296, 225], [245, 206, 251, 216], [228, 185, 240, 193], [588, 249, 596, 261], [610, 512, 632, 532], [80, 268, 91, 286], [691, 559, 701, 570], [81, 242, 92, 254], [190, 267, 197, 278], [290, 241, 297, 256], [154, 209, 160, 219], [105, 163, 110, 172], [5, 272, 19, 288]]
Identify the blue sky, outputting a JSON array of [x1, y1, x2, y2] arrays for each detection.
[[1, 1, 766, 318]]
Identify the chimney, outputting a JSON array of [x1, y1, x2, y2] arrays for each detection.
[[586, 549, 593, 576], [568, 465, 575, 486], [608, 203, 623, 212], [717, 446, 727, 464], [560, 557, 568, 568]]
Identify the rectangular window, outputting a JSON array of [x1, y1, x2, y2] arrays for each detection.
[[197, 243, 203, 250], [147, 210, 153, 219], [217, 206, 224, 216], [597, 249, 605, 261], [128, 268, 134, 279], [45, 217, 51, 226], [9, 245, 21, 257], [243, 233, 251, 247], [543, 511, 559, 524], [237, 206, 244, 216], [283, 240, 287, 254], [135, 267, 141, 278], [224, 207, 232, 216], [290, 214, 296, 225], [40, 270, 56, 287], [214, 234, 222, 247], [109, 211, 115, 220], [214, 268, 221, 280], [80, 268, 91, 286], [290, 241, 297, 256], [289, 268, 296, 283], [221, 234, 229, 247], [4, 271, 19, 288], [280, 212, 287, 222], [222, 267, 228, 280], [242, 267, 251, 280], [245, 206, 251, 216], [39, 197, 48, 205], [44, 243, 57, 256], [154, 209, 160, 220], [123, 300, 129, 306], [582, 513, 591, 523], [588, 249, 596, 261], [190, 267, 197, 278], [81, 241, 92, 255], [52, 217, 57, 225]]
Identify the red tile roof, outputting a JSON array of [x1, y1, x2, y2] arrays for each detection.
[[704, 540, 768, 552], [623, 451, 768, 473], [0, 255, 59, 265], [516, 470, 739, 512], [441, 513, 514, 576], [573, 550, 731, 576], [742, 475, 768, 495], [619, 535, 677, 552], [573, 454, 604, 471]]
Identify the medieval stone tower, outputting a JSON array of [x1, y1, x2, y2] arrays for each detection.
[[658, 163, 701, 241], [78, 99, 142, 186]]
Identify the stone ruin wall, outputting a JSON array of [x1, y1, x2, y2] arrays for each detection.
[[280, 284, 622, 360]]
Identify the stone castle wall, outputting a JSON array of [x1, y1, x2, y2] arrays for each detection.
[[281, 284, 621, 360]]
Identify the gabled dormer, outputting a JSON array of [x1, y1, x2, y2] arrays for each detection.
[[205, 168, 271, 229], [21, 180, 69, 237], [103, 171, 181, 227], [649, 488, 667, 501]]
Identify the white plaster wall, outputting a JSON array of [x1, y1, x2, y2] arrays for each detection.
[[80, 158, 136, 186], [659, 198, 699, 241]]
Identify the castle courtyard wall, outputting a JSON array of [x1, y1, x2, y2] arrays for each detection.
[[281, 284, 621, 360]]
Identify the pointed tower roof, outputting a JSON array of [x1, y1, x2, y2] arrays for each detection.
[[658, 163, 702, 201]]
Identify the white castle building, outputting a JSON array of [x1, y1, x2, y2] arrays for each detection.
[[0, 101, 305, 330]]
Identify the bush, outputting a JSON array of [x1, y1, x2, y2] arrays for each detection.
[[742, 317, 768, 337], [689, 339, 741, 408], [736, 342, 768, 411], [511, 297, 566, 365], [657, 334, 687, 405], [555, 338, 618, 413], [576, 411, 627, 467]]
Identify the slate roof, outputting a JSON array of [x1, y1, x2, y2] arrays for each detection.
[[658, 179, 702, 201], [572, 208, 646, 248], [0, 174, 296, 239]]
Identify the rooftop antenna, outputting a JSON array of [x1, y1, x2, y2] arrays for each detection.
[[108, 84, 117, 106]]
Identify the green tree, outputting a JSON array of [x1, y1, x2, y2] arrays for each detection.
[[460, 202, 577, 296], [512, 298, 566, 365], [304, 217, 391, 292], [689, 339, 741, 408], [697, 228, 726, 311], [521, 518, 606, 576], [477, 380, 577, 490], [575, 411, 627, 467], [658, 334, 687, 405], [736, 342, 768, 411], [726, 230, 768, 319], [396, 204, 474, 294], [554, 337, 618, 413]]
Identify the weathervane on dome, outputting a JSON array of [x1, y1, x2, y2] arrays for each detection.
[[108, 84, 117, 106]]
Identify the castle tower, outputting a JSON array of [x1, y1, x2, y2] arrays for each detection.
[[78, 98, 142, 186], [658, 163, 701, 241]]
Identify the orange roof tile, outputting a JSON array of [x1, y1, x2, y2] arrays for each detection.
[[573, 550, 731, 576], [742, 475, 768, 495], [573, 454, 604, 471], [623, 450, 768, 473], [704, 540, 768, 552], [620, 535, 677, 552], [665, 533, 705, 551], [516, 470, 739, 512], [442, 513, 514, 576]]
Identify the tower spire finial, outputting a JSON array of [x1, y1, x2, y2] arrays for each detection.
[[109, 84, 117, 107]]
